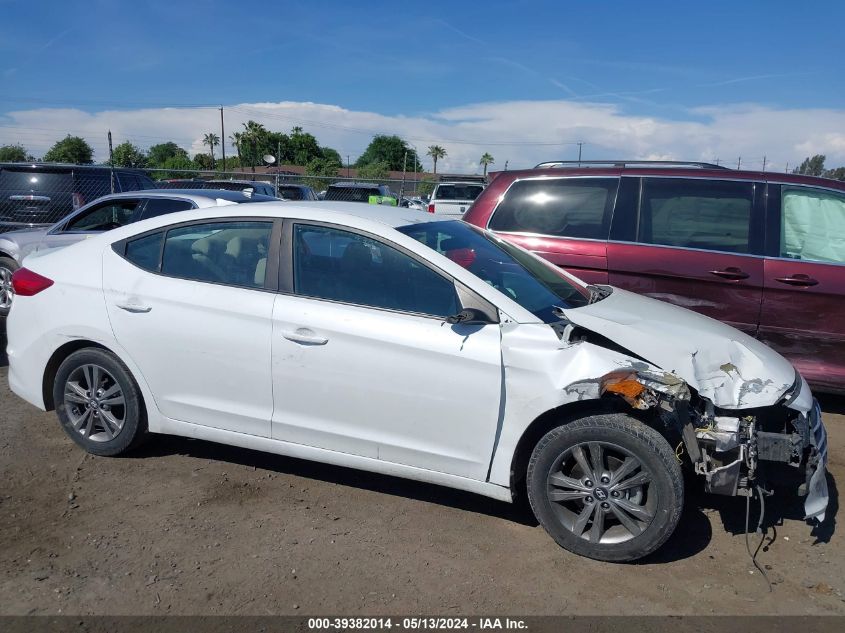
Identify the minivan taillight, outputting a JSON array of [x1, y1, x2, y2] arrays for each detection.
[[11, 268, 54, 296], [427, 203, 435, 213]]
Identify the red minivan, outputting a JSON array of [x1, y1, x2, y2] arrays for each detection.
[[463, 161, 845, 394]]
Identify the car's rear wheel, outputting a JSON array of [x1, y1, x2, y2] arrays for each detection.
[[527, 413, 683, 562], [0, 256, 19, 317], [53, 348, 146, 456]]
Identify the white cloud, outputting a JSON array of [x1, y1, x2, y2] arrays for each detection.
[[3, 98, 845, 174]]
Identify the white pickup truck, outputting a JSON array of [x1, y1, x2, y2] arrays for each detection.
[[426, 181, 485, 217]]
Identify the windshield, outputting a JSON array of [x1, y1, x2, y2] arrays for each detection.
[[397, 220, 590, 321]]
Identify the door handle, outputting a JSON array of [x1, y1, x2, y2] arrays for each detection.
[[115, 303, 152, 313], [775, 275, 819, 287], [281, 328, 328, 345], [708, 267, 750, 280]]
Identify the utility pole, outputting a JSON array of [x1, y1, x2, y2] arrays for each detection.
[[737, 156, 742, 169], [107, 130, 115, 193], [399, 150, 407, 202], [276, 139, 282, 193], [577, 142, 584, 166], [715, 158, 720, 166], [785, 162, 789, 173], [220, 106, 226, 172], [504, 160, 508, 171], [347, 155, 350, 179], [762, 155, 767, 172]]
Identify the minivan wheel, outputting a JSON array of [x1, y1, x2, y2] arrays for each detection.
[[0, 256, 18, 316], [53, 348, 146, 456], [527, 413, 683, 562]]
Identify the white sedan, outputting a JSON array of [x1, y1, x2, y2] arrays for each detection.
[[6, 202, 827, 562]]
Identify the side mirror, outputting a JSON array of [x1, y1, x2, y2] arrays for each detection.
[[446, 308, 495, 325]]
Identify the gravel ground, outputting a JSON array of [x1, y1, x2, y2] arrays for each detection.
[[0, 332, 842, 616]]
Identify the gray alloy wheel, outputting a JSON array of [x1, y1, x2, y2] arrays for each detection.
[[545, 441, 657, 545], [0, 256, 18, 315], [53, 348, 146, 456], [527, 413, 683, 562], [63, 363, 127, 442]]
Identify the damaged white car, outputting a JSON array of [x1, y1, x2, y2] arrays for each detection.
[[6, 202, 828, 562]]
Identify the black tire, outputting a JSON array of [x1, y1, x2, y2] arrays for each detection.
[[527, 413, 683, 562], [53, 348, 147, 456], [0, 255, 19, 318]]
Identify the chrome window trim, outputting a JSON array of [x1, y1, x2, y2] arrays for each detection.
[[606, 240, 764, 260], [485, 174, 621, 233]]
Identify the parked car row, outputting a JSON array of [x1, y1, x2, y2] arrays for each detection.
[[5, 199, 828, 563]]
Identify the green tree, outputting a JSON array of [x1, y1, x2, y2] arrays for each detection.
[[426, 145, 446, 174], [825, 166, 845, 181], [230, 132, 243, 166], [111, 142, 147, 168], [159, 155, 197, 179], [321, 147, 342, 166], [793, 154, 826, 177], [202, 133, 220, 168], [147, 142, 189, 168], [43, 135, 94, 164], [266, 131, 291, 164], [193, 153, 214, 170], [357, 135, 419, 171], [240, 120, 269, 171], [479, 152, 495, 177], [0, 143, 29, 162], [289, 126, 323, 165], [417, 179, 435, 197], [303, 156, 342, 191], [356, 160, 390, 182]]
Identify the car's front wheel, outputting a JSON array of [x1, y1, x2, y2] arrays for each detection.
[[527, 413, 683, 562], [0, 256, 19, 317], [53, 348, 147, 456]]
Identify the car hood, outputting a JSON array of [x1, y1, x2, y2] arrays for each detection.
[[561, 288, 797, 409]]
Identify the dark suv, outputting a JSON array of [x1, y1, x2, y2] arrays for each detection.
[[0, 163, 154, 233], [464, 160, 845, 393]]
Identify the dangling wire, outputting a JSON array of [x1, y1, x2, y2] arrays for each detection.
[[745, 485, 773, 592]]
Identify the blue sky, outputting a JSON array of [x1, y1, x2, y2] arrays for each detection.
[[2, 0, 844, 171]]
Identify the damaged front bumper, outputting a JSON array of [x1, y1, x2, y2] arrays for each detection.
[[688, 393, 829, 524]]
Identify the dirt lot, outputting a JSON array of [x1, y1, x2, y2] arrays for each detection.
[[0, 332, 842, 616]]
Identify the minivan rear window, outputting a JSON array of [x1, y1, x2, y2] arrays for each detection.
[[489, 177, 617, 240]]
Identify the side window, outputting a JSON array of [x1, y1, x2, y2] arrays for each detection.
[[638, 178, 753, 253], [160, 221, 273, 287], [488, 178, 618, 239], [781, 187, 845, 264], [125, 232, 164, 272], [65, 200, 140, 232], [139, 198, 195, 221], [293, 224, 459, 318]]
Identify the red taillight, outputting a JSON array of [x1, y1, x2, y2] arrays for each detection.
[[445, 248, 476, 268], [427, 203, 435, 213], [11, 268, 54, 296]]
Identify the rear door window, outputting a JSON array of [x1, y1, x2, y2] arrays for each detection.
[[489, 177, 618, 240], [780, 187, 845, 264], [637, 178, 754, 253], [160, 221, 273, 288]]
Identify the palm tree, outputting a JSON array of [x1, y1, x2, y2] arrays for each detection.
[[241, 121, 268, 172], [230, 132, 243, 167], [427, 145, 446, 175], [479, 152, 495, 178], [202, 133, 220, 169]]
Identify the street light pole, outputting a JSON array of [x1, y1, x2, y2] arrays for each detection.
[[220, 106, 226, 172]]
